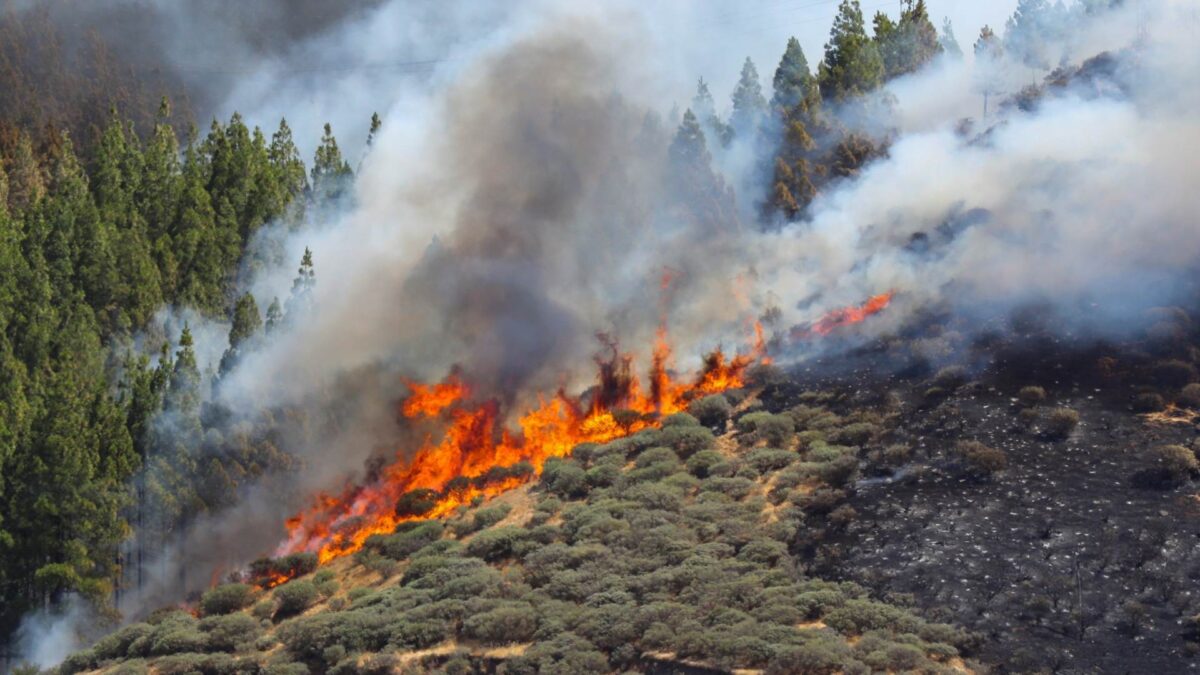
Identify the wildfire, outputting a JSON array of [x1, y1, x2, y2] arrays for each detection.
[[793, 291, 895, 339], [267, 330, 769, 579]]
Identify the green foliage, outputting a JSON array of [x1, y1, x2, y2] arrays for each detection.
[[465, 526, 530, 562], [200, 583, 256, 616], [818, 1, 886, 101], [688, 394, 732, 428], [274, 580, 320, 618], [738, 411, 795, 446]]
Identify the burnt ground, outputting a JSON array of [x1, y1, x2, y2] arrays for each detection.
[[772, 336, 1200, 674]]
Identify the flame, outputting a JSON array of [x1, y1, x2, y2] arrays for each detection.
[[793, 292, 895, 339], [267, 330, 768, 580]]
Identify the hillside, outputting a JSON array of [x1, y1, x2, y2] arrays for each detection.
[[54, 387, 980, 675]]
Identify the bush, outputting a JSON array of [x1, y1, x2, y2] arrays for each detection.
[[955, 441, 1007, 481], [738, 412, 795, 446], [274, 580, 320, 618], [1043, 407, 1080, 439], [700, 477, 757, 500], [453, 505, 510, 536], [540, 458, 589, 499], [199, 581, 255, 619], [199, 613, 260, 652], [931, 365, 968, 389], [828, 422, 878, 447], [1134, 444, 1199, 489], [1152, 359, 1197, 387], [465, 526, 530, 562], [395, 488, 441, 518], [658, 425, 716, 458], [1132, 392, 1166, 413], [250, 552, 318, 585], [462, 603, 539, 644], [91, 622, 154, 660], [745, 448, 797, 473], [662, 412, 700, 427], [689, 394, 732, 428], [1180, 383, 1200, 408], [1018, 385, 1047, 406], [687, 449, 725, 478]]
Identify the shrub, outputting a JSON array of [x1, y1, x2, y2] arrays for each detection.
[[817, 456, 860, 488], [540, 458, 589, 499], [635, 445, 681, 468], [1180, 383, 1200, 408], [738, 412, 795, 446], [1152, 359, 1197, 387], [689, 394, 733, 428], [1018, 386, 1047, 406], [463, 603, 539, 644], [91, 622, 154, 660], [745, 447, 797, 473], [1043, 407, 1080, 439], [1134, 444, 1199, 489], [1132, 392, 1166, 413], [395, 488, 441, 517], [465, 526, 530, 562], [658, 425, 716, 458], [454, 505, 511, 536], [199, 613, 260, 652], [931, 365, 968, 389], [662, 412, 701, 427], [700, 477, 757, 500], [687, 449, 725, 478], [828, 422, 878, 447], [955, 441, 1007, 481], [274, 580, 320, 618], [367, 520, 445, 559]]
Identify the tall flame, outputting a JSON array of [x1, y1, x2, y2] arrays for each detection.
[[268, 330, 768, 578]]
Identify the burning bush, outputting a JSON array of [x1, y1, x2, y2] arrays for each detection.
[[1042, 407, 1080, 440], [249, 552, 318, 586]]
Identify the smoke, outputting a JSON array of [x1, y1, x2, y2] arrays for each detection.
[[11, 596, 94, 671]]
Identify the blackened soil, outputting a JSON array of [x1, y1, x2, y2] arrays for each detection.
[[815, 366, 1200, 673]]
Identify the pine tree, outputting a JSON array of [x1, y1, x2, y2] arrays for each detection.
[[219, 293, 262, 375], [5, 131, 45, 217], [366, 112, 382, 149], [311, 123, 353, 204], [974, 25, 1004, 118], [936, 18, 963, 60], [285, 248, 316, 319], [1005, 0, 1056, 73], [668, 110, 737, 234], [874, 0, 942, 80], [818, 0, 885, 101], [691, 79, 732, 149], [166, 324, 202, 419], [265, 297, 283, 334], [771, 38, 820, 114], [269, 118, 309, 227], [730, 58, 768, 139]]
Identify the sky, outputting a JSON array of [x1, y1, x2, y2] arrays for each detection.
[[664, 0, 1021, 111]]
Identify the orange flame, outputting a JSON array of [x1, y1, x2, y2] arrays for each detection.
[[267, 330, 769, 579], [793, 292, 895, 339]]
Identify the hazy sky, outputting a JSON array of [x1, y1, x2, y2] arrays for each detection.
[[670, 0, 1021, 108]]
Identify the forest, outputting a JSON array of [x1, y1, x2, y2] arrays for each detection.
[[1, 0, 1183, 672]]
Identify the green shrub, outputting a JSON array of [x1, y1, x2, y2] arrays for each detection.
[[540, 458, 589, 499], [584, 462, 619, 488], [1018, 385, 1047, 406], [274, 580, 320, 618], [635, 445, 681, 468], [1044, 407, 1080, 439], [828, 422, 878, 447], [689, 394, 733, 428], [249, 552, 318, 585], [745, 447, 797, 473], [700, 476, 757, 500], [262, 662, 311, 675], [738, 412, 795, 446], [366, 520, 444, 560], [462, 603, 539, 644], [465, 526, 530, 562], [658, 425, 716, 458], [662, 412, 700, 427], [199, 613, 259, 652], [686, 449, 725, 478], [453, 505, 511, 536], [91, 622, 154, 660], [199, 582, 255, 617]]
